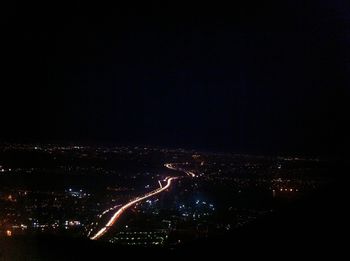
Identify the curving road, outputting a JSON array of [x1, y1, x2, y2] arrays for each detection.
[[164, 163, 196, 177], [90, 176, 178, 240]]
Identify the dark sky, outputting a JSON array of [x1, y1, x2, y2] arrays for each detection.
[[0, 1, 348, 156]]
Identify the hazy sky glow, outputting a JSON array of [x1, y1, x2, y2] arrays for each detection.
[[0, 1, 347, 156]]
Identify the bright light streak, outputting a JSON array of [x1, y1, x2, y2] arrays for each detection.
[[164, 163, 196, 177], [90, 177, 177, 240]]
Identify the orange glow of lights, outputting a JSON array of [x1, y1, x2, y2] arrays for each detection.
[[90, 177, 177, 240]]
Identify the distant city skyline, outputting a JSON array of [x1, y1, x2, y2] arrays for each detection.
[[0, 1, 346, 258], [0, 143, 332, 246]]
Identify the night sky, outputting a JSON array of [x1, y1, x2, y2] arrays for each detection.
[[1, 1, 348, 156]]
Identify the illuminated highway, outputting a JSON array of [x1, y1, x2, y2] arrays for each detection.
[[90, 176, 178, 240], [164, 163, 196, 177], [90, 163, 196, 240]]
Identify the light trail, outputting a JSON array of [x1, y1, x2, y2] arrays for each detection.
[[90, 177, 177, 240], [90, 163, 195, 240], [164, 163, 196, 177], [185, 171, 196, 177]]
